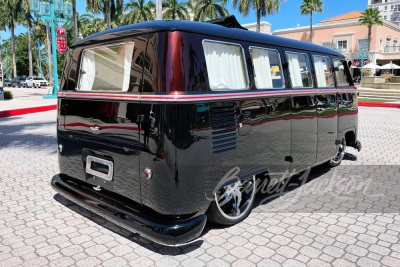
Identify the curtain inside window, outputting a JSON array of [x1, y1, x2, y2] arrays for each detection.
[[287, 53, 303, 88], [313, 56, 327, 87], [79, 50, 95, 91], [251, 48, 273, 88], [203, 41, 247, 90], [122, 43, 134, 92]]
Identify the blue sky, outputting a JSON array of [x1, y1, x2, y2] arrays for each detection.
[[1, 0, 366, 42]]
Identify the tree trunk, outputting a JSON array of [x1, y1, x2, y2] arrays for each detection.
[[28, 23, 33, 77], [73, 0, 78, 42], [256, 8, 261, 33], [368, 25, 372, 52], [11, 27, 17, 78], [310, 11, 313, 43], [106, 0, 111, 30], [47, 25, 53, 83]]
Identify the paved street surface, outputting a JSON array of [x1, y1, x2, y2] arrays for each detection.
[[0, 87, 56, 111], [1, 107, 400, 266]]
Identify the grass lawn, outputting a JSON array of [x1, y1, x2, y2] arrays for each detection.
[[358, 98, 396, 103]]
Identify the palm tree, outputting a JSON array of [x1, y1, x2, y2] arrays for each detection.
[[22, 0, 34, 76], [86, 0, 123, 30], [122, 0, 155, 24], [194, 0, 229, 21], [359, 8, 383, 52], [162, 0, 190, 20], [233, 0, 286, 33], [300, 0, 323, 43], [71, 0, 78, 43], [77, 13, 95, 39], [0, 0, 23, 78]]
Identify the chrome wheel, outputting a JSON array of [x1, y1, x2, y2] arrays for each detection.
[[215, 176, 256, 220], [331, 138, 346, 165]]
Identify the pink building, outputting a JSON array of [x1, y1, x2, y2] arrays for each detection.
[[272, 11, 400, 70]]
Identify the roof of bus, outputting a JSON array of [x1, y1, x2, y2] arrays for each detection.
[[71, 20, 343, 57]]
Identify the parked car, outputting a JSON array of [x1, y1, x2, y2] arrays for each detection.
[[11, 77, 27, 87], [3, 79, 12, 87], [26, 76, 49, 88]]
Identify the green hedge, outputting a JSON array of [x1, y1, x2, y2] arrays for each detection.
[[4, 90, 13, 99]]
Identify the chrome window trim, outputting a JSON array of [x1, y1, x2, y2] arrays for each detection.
[[249, 46, 285, 90], [76, 41, 135, 92], [285, 51, 314, 89], [202, 39, 250, 91], [311, 54, 334, 88]]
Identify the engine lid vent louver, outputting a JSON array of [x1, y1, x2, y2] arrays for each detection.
[[210, 105, 238, 154]]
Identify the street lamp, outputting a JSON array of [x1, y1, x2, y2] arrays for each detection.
[[30, 0, 73, 99], [35, 40, 44, 77], [1, 47, 9, 81], [356, 48, 370, 81]]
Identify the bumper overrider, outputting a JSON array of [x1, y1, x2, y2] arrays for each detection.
[[51, 174, 207, 246]]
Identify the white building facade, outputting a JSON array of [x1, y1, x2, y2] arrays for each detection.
[[368, 0, 400, 25]]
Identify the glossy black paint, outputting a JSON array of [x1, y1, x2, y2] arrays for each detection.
[[55, 20, 360, 244]]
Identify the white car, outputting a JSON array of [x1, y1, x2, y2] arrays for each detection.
[[26, 77, 49, 88]]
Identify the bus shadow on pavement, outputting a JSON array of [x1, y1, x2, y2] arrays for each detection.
[[53, 193, 205, 253]]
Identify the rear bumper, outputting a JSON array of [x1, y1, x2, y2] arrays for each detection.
[[51, 174, 207, 246]]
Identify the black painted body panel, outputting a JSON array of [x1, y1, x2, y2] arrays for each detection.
[[55, 21, 359, 244]]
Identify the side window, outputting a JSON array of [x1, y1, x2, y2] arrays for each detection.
[[250, 47, 284, 89], [286, 52, 313, 88], [312, 55, 334, 88], [203, 40, 248, 90], [333, 59, 350, 87], [78, 42, 134, 91]]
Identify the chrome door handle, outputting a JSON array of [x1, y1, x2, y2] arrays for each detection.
[[90, 126, 102, 131]]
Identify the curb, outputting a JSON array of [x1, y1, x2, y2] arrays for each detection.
[[0, 105, 57, 118], [359, 102, 400, 108]]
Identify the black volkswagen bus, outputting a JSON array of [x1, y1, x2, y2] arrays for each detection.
[[51, 18, 361, 245]]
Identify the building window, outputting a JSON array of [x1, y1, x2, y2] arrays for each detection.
[[250, 47, 284, 89], [312, 55, 334, 88], [286, 52, 313, 88], [380, 38, 383, 50], [391, 5, 394, 9], [386, 36, 392, 51], [321, 41, 331, 48], [337, 40, 348, 51], [203, 40, 248, 90], [384, 15, 388, 19], [358, 38, 369, 51], [385, 6, 387, 10]]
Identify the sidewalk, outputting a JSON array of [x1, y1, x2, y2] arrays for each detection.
[[0, 87, 57, 117]]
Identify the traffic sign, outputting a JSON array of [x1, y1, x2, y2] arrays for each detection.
[[57, 27, 67, 54], [57, 27, 66, 36]]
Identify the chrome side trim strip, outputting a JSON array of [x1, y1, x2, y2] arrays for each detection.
[[56, 88, 358, 102]]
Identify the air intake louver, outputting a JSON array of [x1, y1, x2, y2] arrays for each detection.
[[210, 105, 238, 154]]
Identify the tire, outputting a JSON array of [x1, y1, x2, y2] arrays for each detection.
[[207, 175, 256, 226], [330, 138, 346, 167]]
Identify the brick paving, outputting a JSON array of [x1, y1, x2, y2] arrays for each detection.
[[1, 107, 400, 266]]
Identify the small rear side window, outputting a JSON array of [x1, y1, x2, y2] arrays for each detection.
[[78, 42, 134, 91], [203, 40, 248, 90], [250, 47, 284, 89], [286, 52, 313, 88], [333, 59, 351, 87], [312, 55, 334, 88]]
